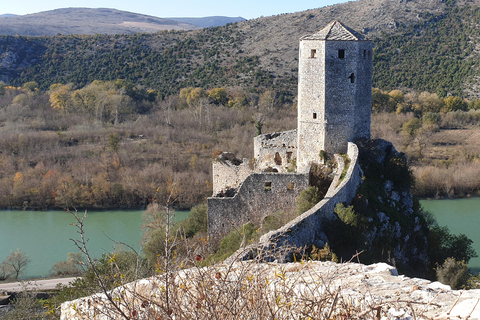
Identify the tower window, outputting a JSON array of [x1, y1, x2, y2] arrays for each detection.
[[363, 50, 367, 59], [338, 49, 345, 59], [287, 182, 295, 191], [313, 113, 317, 119], [349, 73, 355, 83], [264, 182, 272, 191], [286, 152, 293, 161], [274, 152, 282, 165], [310, 49, 317, 58]]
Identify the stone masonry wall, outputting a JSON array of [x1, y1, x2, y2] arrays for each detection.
[[208, 172, 309, 243], [324, 40, 372, 153], [296, 39, 326, 172], [253, 129, 297, 173], [212, 157, 252, 196], [252, 142, 362, 254], [296, 37, 372, 171]]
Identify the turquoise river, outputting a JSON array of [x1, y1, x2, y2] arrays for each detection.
[[0, 198, 479, 279], [0, 209, 189, 279], [420, 198, 480, 275]]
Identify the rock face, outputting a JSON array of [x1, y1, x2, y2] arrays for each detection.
[[232, 139, 430, 278], [344, 139, 430, 276], [60, 261, 480, 319]]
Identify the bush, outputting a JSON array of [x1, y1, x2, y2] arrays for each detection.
[[296, 186, 322, 215], [428, 225, 477, 266], [51, 252, 84, 276], [176, 203, 207, 238], [436, 257, 470, 289], [334, 203, 360, 227], [213, 223, 257, 261], [309, 243, 338, 262]]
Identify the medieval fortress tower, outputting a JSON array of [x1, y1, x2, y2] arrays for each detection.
[[208, 21, 373, 242]]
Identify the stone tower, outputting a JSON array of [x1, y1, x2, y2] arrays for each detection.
[[297, 21, 372, 172]]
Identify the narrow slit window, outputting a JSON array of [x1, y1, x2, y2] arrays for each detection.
[[287, 182, 295, 191], [313, 112, 317, 119], [338, 49, 345, 59], [310, 49, 317, 58], [363, 50, 367, 59], [286, 152, 293, 162], [264, 182, 272, 191], [349, 73, 355, 83]]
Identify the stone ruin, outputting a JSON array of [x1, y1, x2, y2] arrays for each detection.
[[207, 21, 372, 243]]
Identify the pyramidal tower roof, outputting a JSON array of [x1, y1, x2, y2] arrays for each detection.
[[301, 21, 366, 41]]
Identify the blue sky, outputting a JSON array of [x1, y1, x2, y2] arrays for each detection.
[[1, 0, 349, 19]]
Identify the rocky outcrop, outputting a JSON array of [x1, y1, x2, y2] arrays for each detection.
[[229, 139, 430, 277], [60, 261, 480, 319]]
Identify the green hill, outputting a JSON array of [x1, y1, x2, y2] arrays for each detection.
[[1, 0, 479, 97]]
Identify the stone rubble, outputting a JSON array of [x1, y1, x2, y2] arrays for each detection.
[[61, 261, 480, 319]]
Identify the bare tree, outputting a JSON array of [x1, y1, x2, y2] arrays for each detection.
[[2, 249, 30, 280]]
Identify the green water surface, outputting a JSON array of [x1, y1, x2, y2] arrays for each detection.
[[0, 209, 189, 279], [420, 198, 480, 275], [1, 199, 478, 279]]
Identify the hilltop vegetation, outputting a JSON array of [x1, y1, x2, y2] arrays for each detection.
[[2, 0, 480, 97]]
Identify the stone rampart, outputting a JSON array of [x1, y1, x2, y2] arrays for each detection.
[[252, 142, 362, 255], [208, 172, 308, 243]]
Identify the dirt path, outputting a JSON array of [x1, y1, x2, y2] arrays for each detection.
[[0, 277, 78, 292]]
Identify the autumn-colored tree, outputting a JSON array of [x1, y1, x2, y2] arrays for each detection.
[[49, 83, 74, 113], [371, 88, 393, 112], [72, 80, 132, 123], [208, 87, 228, 105], [442, 96, 468, 113], [416, 91, 443, 113]]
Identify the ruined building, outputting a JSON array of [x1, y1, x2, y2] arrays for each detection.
[[207, 21, 373, 242]]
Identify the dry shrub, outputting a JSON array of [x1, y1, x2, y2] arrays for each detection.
[[413, 162, 480, 197], [63, 258, 422, 320], [371, 112, 413, 149], [436, 257, 470, 290]]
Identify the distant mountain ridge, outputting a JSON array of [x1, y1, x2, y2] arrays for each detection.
[[169, 16, 246, 28], [0, 8, 245, 36]]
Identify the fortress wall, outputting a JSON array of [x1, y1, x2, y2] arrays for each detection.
[[255, 142, 362, 252], [208, 172, 309, 243], [212, 159, 252, 196], [253, 130, 297, 173]]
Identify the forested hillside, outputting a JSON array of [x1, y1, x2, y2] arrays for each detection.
[[1, 0, 480, 97]]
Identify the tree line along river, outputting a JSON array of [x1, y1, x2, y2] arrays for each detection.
[[0, 198, 479, 279]]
